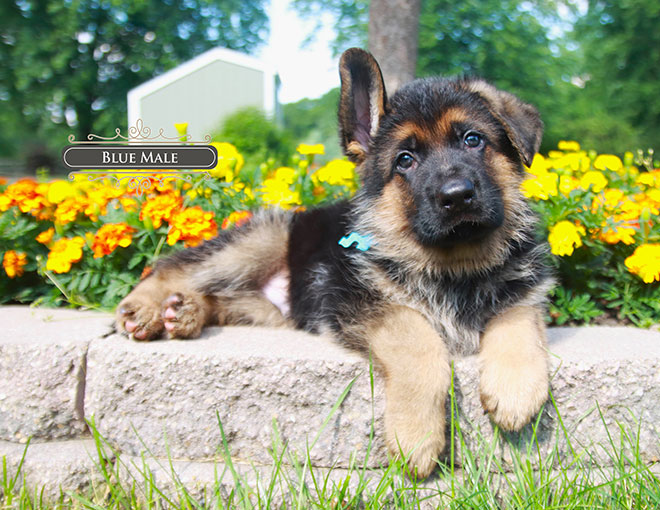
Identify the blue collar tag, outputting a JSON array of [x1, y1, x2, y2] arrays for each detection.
[[338, 232, 373, 252]]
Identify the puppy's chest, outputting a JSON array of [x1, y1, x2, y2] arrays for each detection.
[[364, 260, 492, 355]]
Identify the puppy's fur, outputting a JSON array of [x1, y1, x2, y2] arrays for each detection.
[[116, 48, 553, 477]]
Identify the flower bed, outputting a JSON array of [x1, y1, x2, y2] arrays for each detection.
[[0, 141, 658, 326]]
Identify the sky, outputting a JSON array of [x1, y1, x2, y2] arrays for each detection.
[[255, 0, 340, 104]]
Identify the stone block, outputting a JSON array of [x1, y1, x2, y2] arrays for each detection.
[[0, 306, 113, 441], [0, 439, 106, 499], [86, 323, 660, 471], [85, 327, 387, 468]]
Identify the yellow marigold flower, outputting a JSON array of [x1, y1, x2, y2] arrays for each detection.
[[210, 142, 244, 180], [167, 206, 218, 247], [548, 221, 585, 256], [636, 170, 660, 188], [92, 223, 136, 258], [599, 222, 636, 245], [3, 250, 27, 278], [558, 175, 580, 195], [625, 244, 660, 283], [54, 196, 88, 225], [36, 227, 55, 245], [645, 189, 660, 206], [521, 172, 558, 200], [593, 154, 623, 172], [599, 188, 625, 210], [274, 166, 297, 185], [221, 210, 253, 230], [557, 140, 581, 152], [313, 159, 358, 190], [296, 143, 325, 156], [526, 153, 549, 176], [46, 237, 85, 274], [47, 180, 77, 204], [228, 181, 254, 200], [140, 191, 183, 228], [258, 178, 301, 209], [0, 194, 11, 212], [551, 153, 590, 173], [580, 171, 608, 192], [631, 193, 660, 216]]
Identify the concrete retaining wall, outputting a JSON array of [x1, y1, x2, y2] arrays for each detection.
[[1, 305, 659, 497]]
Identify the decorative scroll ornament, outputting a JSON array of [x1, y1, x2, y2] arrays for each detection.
[[65, 119, 214, 196]]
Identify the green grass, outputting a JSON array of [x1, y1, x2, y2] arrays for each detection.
[[3, 375, 660, 509]]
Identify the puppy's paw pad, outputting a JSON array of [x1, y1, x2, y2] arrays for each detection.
[[116, 301, 164, 341], [161, 292, 204, 339]]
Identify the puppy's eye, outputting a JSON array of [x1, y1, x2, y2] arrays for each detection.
[[395, 152, 417, 171], [464, 132, 484, 149]]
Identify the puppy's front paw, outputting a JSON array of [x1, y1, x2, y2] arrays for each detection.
[[116, 298, 164, 341], [479, 357, 548, 431], [385, 400, 445, 478]]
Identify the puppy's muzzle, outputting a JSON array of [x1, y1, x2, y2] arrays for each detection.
[[437, 178, 476, 213]]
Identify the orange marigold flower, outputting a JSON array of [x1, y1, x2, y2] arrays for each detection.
[[54, 197, 88, 225], [167, 206, 217, 247], [221, 210, 253, 230], [117, 197, 138, 213], [3, 178, 37, 207], [2, 179, 51, 216], [92, 223, 136, 258], [140, 191, 183, 228], [36, 227, 55, 245], [46, 237, 85, 274], [3, 250, 27, 278]]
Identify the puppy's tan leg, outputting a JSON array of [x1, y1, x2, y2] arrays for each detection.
[[479, 305, 549, 431], [216, 294, 290, 327], [366, 306, 450, 478]]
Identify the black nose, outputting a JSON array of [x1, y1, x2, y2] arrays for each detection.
[[437, 178, 476, 210]]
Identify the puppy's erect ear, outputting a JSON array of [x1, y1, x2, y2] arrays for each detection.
[[338, 48, 387, 163], [469, 80, 543, 167]]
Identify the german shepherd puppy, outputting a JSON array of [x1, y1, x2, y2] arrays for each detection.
[[116, 48, 553, 477]]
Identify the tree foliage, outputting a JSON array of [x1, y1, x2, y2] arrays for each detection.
[[417, 0, 577, 152], [571, 0, 660, 153], [0, 0, 268, 160], [290, 0, 658, 155]]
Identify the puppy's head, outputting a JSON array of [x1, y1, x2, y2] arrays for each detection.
[[339, 48, 543, 270]]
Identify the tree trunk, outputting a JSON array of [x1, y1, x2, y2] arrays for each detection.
[[367, 0, 421, 94]]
